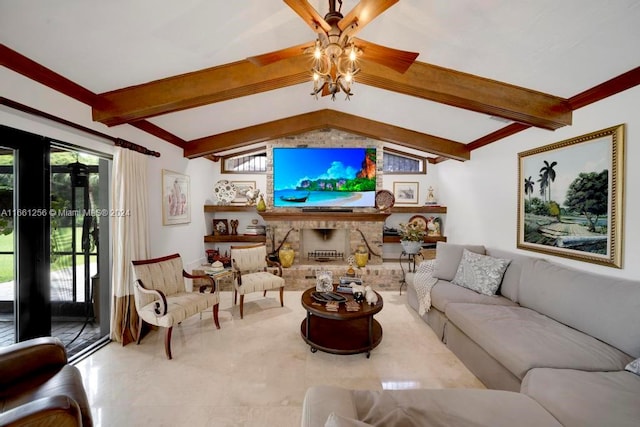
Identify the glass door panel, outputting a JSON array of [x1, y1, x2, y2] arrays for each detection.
[[50, 150, 104, 357], [0, 147, 15, 347]]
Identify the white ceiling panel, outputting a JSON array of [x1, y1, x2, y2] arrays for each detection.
[[1, 0, 638, 157]]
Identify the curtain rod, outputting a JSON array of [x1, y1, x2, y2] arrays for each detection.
[[0, 96, 161, 157]]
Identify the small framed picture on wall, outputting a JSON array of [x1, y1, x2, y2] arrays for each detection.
[[162, 169, 190, 225], [393, 182, 419, 204]]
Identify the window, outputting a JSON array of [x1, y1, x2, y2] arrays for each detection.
[[222, 150, 266, 173], [383, 148, 426, 174]]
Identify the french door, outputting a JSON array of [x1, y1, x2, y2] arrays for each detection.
[[0, 125, 111, 356]]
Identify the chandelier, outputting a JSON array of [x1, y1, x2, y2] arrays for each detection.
[[307, 1, 361, 100]]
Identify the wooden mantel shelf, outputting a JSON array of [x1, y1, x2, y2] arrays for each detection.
[[258, 211, 391, 222]]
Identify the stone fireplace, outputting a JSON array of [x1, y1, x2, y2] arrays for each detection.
[[260, 211, 388, 266]]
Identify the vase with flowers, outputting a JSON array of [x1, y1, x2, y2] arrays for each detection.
[[398, 221, 426, 254]]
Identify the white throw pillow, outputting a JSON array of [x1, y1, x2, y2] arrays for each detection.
[[625, 358, 640, 376], [432, 242, 486, 281], [451, 249, 511, 296]]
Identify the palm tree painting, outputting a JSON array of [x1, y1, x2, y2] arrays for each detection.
[[524, 176, 534, 201], [539, 160, 557, 202], [517, 125, 624, 268]]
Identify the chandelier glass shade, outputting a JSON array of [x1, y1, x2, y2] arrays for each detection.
[[308, 34, 361, 100]]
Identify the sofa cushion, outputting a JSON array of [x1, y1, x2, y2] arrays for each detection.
[[626, 358, 640, 376], [431, 281, 517, 313], [451, 249, 511, 296], [519, 259, 640, 358], [325, 413, 373, 427], [350, 388, 562, 427], [302, 386, 358, 427], [521, 368, 640, 427], [445, 303, 634, 380], [432, 242, 485, 281], [485, 248, 538, 303]]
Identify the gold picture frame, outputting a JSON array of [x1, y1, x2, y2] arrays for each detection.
[[517, 124, 625, 268], [162, 169, 190, 225]]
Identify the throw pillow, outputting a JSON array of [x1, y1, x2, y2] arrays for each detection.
[[625, 358, 640, 376], [432, 242, 486, 281], [451, 249, 511, 296]]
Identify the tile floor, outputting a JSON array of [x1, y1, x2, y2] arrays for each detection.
[[75, 291, 484, 427]]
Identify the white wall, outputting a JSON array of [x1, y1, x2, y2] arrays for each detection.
[[0, 68, 214, 268], [438, 85, 640, 280]]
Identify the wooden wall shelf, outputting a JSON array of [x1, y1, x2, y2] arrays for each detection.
[[382, 235, 447, 244], [204, 205, 257, 213], [389, 206, 447, 214], [204, 235, 266, 243]]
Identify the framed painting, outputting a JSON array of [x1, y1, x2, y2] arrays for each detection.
[[393, 182, 419, 204], [212, 219, 229, 236], [162, 169, 190, 225], [231, 180, 256, 204], [517, 124, 625, 268]]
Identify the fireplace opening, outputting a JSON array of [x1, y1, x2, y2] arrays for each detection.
[[300, 228, 349, 264], [307, 249, 344, 262]]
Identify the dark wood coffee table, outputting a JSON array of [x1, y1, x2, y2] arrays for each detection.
[[300, 286, 383, 358]]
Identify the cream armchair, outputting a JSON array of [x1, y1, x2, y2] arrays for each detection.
[[230, 244, 285, 319], [132, 253, 220, 359]]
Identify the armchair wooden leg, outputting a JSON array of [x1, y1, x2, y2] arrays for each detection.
[[213, 304, 220, 329], [234, 290, 237, 305], [239, 295, 245, 319], [263, 290, 267, 297], [165, 327, 173, 360], [136, 317, 144, 345], [279, 286, 284, 307]]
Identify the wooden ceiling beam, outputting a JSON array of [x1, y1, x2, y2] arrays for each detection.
[[92, 55, 572, 131], [93, 56, 311, 126], [184, 109, 470, 161], [357, 59, 572, 131]]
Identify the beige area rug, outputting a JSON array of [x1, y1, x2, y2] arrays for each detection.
[[75, 291, 484, 427]]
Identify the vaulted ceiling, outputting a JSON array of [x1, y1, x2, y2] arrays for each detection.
[[1, 1, 639, 161]]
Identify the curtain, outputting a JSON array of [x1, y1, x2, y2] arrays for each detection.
[[110, 147, 150, 345]]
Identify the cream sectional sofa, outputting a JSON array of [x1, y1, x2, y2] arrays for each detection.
[[301, 243, 640, 427]]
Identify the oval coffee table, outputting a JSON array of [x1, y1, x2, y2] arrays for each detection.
[[300, 287, 383, 358]]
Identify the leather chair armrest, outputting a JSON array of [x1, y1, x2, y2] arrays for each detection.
[[135, 280, 167, 316], [0, 395, 82, 427], [0, 337, 67, 387], [183, 270, 216, 293]]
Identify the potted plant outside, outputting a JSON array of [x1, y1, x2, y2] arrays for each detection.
[[398, 221, 426, 254]]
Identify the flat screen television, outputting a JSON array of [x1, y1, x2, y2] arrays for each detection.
[[273, 147, 376, 208]]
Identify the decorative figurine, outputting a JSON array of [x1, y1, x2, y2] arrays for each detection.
[[245, 188, 260, 206], [426, 186, 437, 205], [351, 283, 366, 303], [365, 286, 378, 306], [427, 217, 441, 236], [256, 195, 267, 212], [346, 255, 356, 277], [229, 219, 239, 235]]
